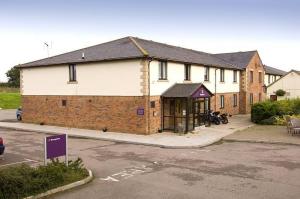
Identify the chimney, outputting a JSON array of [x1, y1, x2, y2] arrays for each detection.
[[82, 52, 85, 59]]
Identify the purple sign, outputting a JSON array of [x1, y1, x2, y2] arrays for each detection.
[[137, 108, 144, 115], [46, 134, 67, 159], [192, 86, 211, 98]]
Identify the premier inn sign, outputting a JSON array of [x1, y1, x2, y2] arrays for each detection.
[[44, 134, 68, 166]]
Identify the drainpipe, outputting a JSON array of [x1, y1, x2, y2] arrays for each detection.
[[147, 57, 153, 134], [214, 68, 218, 111]]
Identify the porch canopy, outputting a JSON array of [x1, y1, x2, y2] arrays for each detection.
[[162, 83, 213, 98], [161, 83, 213, 133]]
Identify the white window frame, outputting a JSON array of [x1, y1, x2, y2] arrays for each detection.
[[233, 70, 237, 82], [233, 94, 237, 107], [184, 64, 191, 81], [204, 66, 210, 81], [69, 64, 76, 82], [159, 61, 168, 80], [220, 95, 225, 109], [250, 93, 254, 105], [220, 69, 225, 82]]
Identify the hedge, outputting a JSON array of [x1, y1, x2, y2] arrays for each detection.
[[0, 158, 88, 199], [251, 98, 300, 124]]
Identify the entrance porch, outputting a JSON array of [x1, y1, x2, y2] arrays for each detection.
[[161, 83, 213, 133]]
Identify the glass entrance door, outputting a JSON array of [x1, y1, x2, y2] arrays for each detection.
[[193, 101, 200, 127], [163, 98, 188, 133], [194, 98, 210, 127]]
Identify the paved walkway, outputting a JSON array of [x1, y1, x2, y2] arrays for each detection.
[[0, 115, 253, 148], [224, 125, 300, 145], [0, 109, 17, 122]]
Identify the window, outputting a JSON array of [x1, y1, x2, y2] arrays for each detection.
[[259, 93, 262, 102], [274, 76, 277, 81], [150, 101, 155, 108], [250, 71, 253, 83], [204, 66, 210, 81], [62, 100, 67, 107], [220, 69, 225, 82], [69, 64, 76, 82], [184, 64, 191, 81], [233, 70, 237, 82], [250, 93, 253, 105], [259, 72, 262, 83], [159, 61, 168, 80], [268, 74, 271, 84], [220, 95, 225, 109], [233, 94, 238, 107]]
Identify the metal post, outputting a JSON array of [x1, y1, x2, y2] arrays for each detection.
[[65, 134, 68, 167], [44, 138, 47, 166]]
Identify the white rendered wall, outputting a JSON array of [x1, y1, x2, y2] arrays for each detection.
[[267, 71, 300, 99], [149, 60, 240, 96], [22, 60, 143, 96], [265, 74, 282, 86]]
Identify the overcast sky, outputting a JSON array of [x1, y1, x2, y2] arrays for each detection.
[[0, 0, 299, 81]]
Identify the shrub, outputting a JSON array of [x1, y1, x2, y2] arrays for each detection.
[[251, 98, 300, 125], [0, 158, 88, 199], [275, 89, 286, 96]]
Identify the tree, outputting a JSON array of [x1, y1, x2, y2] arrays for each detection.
[[275, 89, 286, 96], [6, 66, 20, 87]]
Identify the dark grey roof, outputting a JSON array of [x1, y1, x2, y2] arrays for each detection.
[[162, 83, 212, 98], [214, 51, 257, 69], [18, 37, 240, 70], [19, 37, 144, 68], [264, 65, 286, 76], [133, 38, 239, 69]]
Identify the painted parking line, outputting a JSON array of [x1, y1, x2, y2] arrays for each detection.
[[100, 164, 154, 182], [0, 158, 39, 168]]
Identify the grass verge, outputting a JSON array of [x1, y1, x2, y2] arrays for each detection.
[[0, 158, 89, 199], [0, 92, 20, 109]]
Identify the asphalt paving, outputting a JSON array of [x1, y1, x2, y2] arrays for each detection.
[[1, 128, 300, 199]]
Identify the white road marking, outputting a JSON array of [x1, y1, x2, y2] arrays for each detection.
[[100, 176, 119, 182], [0, 158, 39, 168], [24, 158, 39, 162], [100, 165, 153, 182]]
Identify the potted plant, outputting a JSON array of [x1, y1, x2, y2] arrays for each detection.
[[275, 89, 286, 96]]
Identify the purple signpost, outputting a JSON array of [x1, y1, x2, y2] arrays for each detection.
[[44, 134, 68, 166]]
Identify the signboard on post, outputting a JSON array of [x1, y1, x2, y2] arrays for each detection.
[[44, 134, 68, 166]]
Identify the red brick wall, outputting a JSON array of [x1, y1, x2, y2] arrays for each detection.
[[22, 95, 151, 135], [149, 96, 162, 134], [240, 52, 266, 114], [210, 92, 240, 115]]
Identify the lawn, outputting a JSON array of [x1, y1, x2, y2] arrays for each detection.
[[0, 92, 21, 109]]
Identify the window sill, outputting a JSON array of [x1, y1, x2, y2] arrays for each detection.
[[183, 80, 192, 83], [219, 81, 225, 84], [67, 81, 78, 84], [233, 81, 238, 84], [204, 80, 210, 82], [157, 79, 169, 82]]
